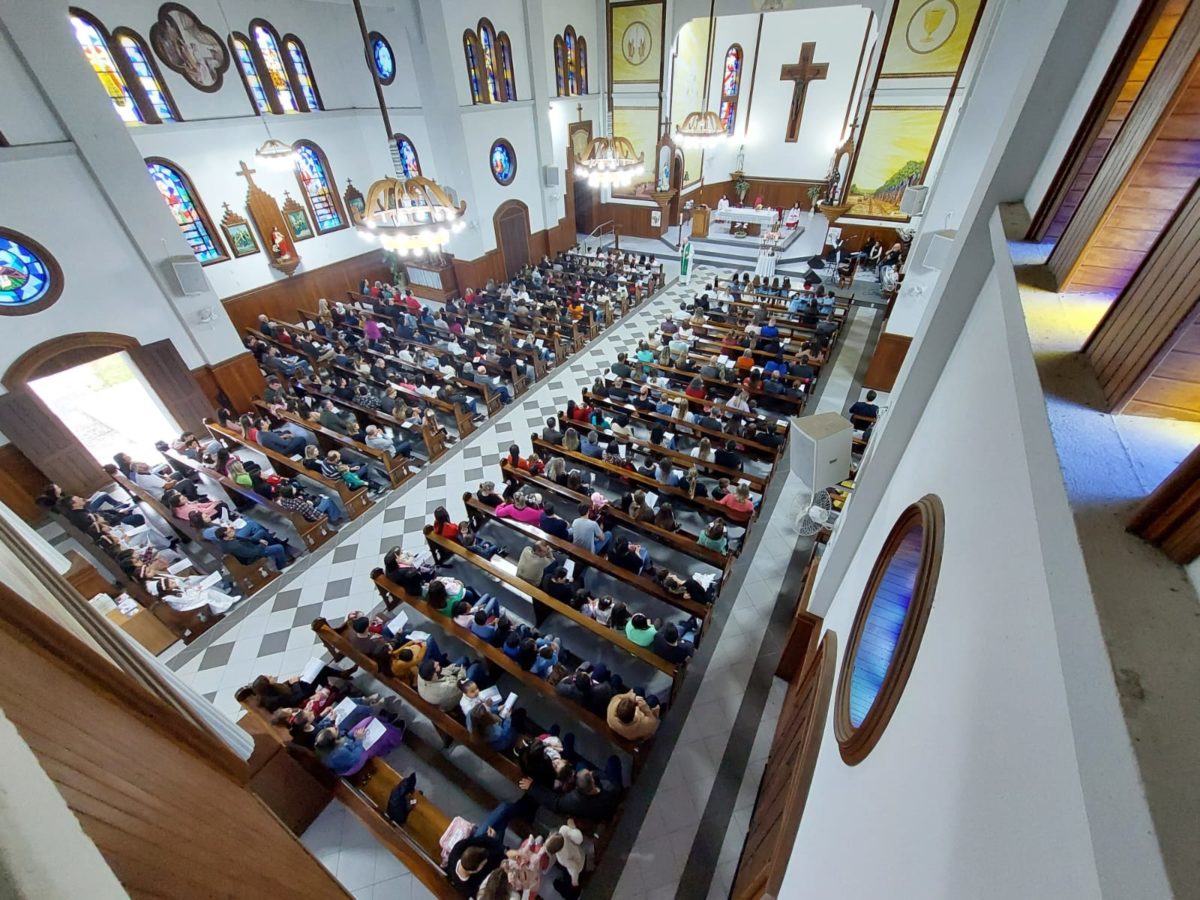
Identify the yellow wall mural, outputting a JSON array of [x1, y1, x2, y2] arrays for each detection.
[[611, 1, 664, 84], [844, 107, 943, 219], [880, 0, 986, 77], [611, 106, 659, 197], [669, 17, 711, 187]]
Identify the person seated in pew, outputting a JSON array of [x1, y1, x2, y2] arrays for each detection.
[[215, 524, 292, 571], [531, 636, 562, 680], [48, 487, 146, 531], [248, 664, 357, 713], [164, 490, 229, 525], [849, 389, 880, 422], [502, 632, 540, 670], [451, 594, 501, 631], [625, 490, 655, 524], [312, 718, 397, 776], [654, 502, 679, 533], [515, 539, 556, 586], [344, 614, 396, 664], [116, 549, 243, 615], [117, 456, 204, 501], [713, 439, 744, 471], [698, 518, 729, 555], [476, 481, 504, 508], [416, 658, 470, 711], [608, 536, 652, 576], [719, 482, 756, 523], [607, 690, 661, 743], [459, 522, 502, 560], [611, 352, 634, 379], [653, 622, 697, 664], [468, 699, 523, 752], [498, 492, 545, 526], [580, 430, 604, 459], [542, 417, 563, 445], [625, 613, 657, 648], [538, 502, 573, 541]]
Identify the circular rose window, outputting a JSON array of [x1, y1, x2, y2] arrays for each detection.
[[0, 228, 64, 317], [835, 494, 943, 764], [370, 32, 395, 85], [490, 139, 517, 186]]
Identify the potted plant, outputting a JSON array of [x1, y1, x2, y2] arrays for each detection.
[[807, 184, 823, 210], [734, 175, 750, 205]]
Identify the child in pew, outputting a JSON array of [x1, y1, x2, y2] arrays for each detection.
[[530, 636, 562, 680], [451, 594, 501, 630], [458, 522, 502, 560], [312, 714, 404, 776]]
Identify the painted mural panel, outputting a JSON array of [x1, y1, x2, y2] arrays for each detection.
[[879, 0, 986, 77], [845, 106, 942, 219], [611, 106, 658, 198], [611, 1, 664, 84]]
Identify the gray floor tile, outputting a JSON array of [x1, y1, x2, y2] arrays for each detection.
[[198, 642, 235, 671], [332, 544, 359, 563], [272, 588, 303, 612], [258, 630, 291, 657], [325, 578, 354, 600], [293, 602, 324, 628]]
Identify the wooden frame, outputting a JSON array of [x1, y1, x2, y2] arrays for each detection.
[[147, 1, 228, 93], [0, 226, 65, 318], [489, 138, 518, 185], [343, 178, 366, 224], [247, 18, 298, 115], [554, 34, 568, 96], [228, 31, 268, 114], [219, 203, 260, 258], [111, 26, 183, 123], [280, 192, 315, 242], [834, 494, 943, 764], [568, 120, 593, 163], [144, 156, 230, 266], [577, 35, 589, 93], [367, 30, 396, 85], [281, 33, 324, 111], [463, 29, 488, 104], [291, 139, 348, 235], [70, 7, 160, 125], [497, 31, 517, 101]]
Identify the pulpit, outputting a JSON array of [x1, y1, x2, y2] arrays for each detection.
[[691, 206, 711, 239]]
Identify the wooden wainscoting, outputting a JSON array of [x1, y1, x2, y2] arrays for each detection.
[[863, 332, 913, 391], [826, 223, 902, 253], [1129, 441, 1200, 561], [193, 351, 266, 415], [0, 442, 48, 524], [0, 582, 349, 899], [593, 201, 666, 240], [693, 177, 826, 212], [730, 630, 836, 900], [221, 251, 393, 333]]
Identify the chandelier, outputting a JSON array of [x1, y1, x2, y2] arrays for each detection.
[[254, 138, 298, 170], [675, 110, 727, 148], [576, 136, 645, 188], [356, 175, 467, 256]]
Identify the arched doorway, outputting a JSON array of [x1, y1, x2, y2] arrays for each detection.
[[493, 200, 531, 279]]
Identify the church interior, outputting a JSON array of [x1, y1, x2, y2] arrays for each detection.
[[2, 0, 1199, 897]]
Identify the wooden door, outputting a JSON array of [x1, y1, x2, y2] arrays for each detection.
[[494, 201, 531, 278], [129, 340, 211, 435], [0, 388, 105, 496]]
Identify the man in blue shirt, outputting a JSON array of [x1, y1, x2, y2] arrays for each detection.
[[580, 430, 604, 458]]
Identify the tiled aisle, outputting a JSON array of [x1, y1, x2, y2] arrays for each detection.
[[150, 264, 877, 899]]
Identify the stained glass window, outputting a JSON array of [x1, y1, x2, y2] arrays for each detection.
[[0, 233, 55, 310], [145, 160, 225, 263], [719, 45, 743, 135], [478, 21, 501, 103], [116, 31, 176, 122], [70, 12, 143, 124], [232, 34, 270, 113], [395, 135, 421, 178], [371, 33, 395, 84], [577, 37, 588, 94], [464, 32, 484, 104], [294, 142, 344, 232], [498, 34, 516, 101], [564, 28, 577, 95], [490, 139, 516, 185], [284, 37, 321, 110], [553, 36, 566, 96], [251, 22, 299, 113]]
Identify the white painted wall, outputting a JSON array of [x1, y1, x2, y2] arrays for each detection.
[[458, 103, 549, 248], [540, 0, 601, 101], [438, 0, 530, 108], [0, 27, 66, 145]]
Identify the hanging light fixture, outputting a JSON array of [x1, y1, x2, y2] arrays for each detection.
[[674, 0, 726, 148], [254, 137, 298, 169], [576, 136, 645, 189], [349, 0, 467, 256]]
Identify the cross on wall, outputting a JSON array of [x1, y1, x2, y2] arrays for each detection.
[[780, 42, 829, 143]]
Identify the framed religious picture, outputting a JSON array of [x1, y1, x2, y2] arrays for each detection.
[[343, 179, 366, 224], [568, 121, 593, 164], [149, 2, 229, 92], [650, 209, 662, 227], [281, 192, 315, 241], [219, 203, 259, 258]]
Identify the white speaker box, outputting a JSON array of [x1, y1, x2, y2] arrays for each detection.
[[899, 184, 929, 216], [789, 413, 852, 490], [170, 257, 208, 295], [921, 229, 957, 270], [542, 165, 561, 187]]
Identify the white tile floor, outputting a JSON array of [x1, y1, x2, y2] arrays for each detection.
[[144, 262, 878, 900]]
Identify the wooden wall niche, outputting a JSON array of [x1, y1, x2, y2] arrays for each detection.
[[235, 160, 301, 276]]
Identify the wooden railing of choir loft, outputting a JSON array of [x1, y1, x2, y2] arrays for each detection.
[[585, 219, 619, 252], [1128, 442, 1200, 564]]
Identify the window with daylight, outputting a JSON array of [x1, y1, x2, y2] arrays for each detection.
[[834, 495, 943, 765], [478, 20, 501, 102], [0, 228, 63, 317], [370, 31, 395, 85], [394, 135, 421, 178], [564, 27, 577, 95], [464, 21, 516, 104], [293, 141, 345, 233], [70, 10, 144, 124], [231, 32, 270, 113], [499, 33, 516, 101], [719, 45, 743, 135], [490, 139, 516, 186], [250, 20, 299, 113], [145, 159, 226, 264], [553, 36, 566, 96], [113, 28, 178, 122], [464, 30, 485, 104], [284, 36, 322, 110], [577, 37, 588, 94]]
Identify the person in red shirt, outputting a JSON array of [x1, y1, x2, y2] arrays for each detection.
[[405, 292, 421, 314], [684, 376, 706, 401]]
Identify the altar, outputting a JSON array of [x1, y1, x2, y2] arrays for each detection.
[[713, 205, 780, 238]]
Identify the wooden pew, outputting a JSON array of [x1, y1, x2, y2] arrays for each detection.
[[158, 447, 336, 553], [235, 692, 458, 900], [371, 571, 646, 760], [640, 358, 811, 412], [108, 469, 280, 597], [423, 527, 685, 693], [462, 493, 711, 624], [205, 419, 373, 521], [323, 363, 460, 455], [329, 356, 477, 439], [288, 379, 442, 464]]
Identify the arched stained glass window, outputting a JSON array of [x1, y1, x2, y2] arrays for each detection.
[[231, 33, 269, 113], [478, 20, 501, 103], [490, 139, 516, 186], [370, 31, 395, 85], [293, 141, 345, 233], [577, 37, 588, 94], [0, 228, 62, 316], [145, 158, 226, 264], [498, 34, 516, 101], [719, 45, 743, 135], [114, 28, 177, 122], [553, 36, 566, 96], [464, 31, 485, 104], [564, 27, 577, 95], [394, 134, 421, 178], [284, 36, 321, 110], [70, 10, 143, 124], [250, 20, 299, 113]]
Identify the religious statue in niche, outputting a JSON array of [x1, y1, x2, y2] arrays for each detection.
[[234, 159, 301, 276]]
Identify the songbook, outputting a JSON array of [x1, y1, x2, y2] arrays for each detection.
[[361, 717, 389, 750], [644, 491, 659, 510], [388, 609, 409, 636], [331, 697, 358, 721], [167, 558, 192, 575], [300, 657, 326, 684], [501, 693, 519, 717], [407, 630, 431, 643]]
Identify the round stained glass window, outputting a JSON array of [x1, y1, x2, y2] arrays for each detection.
[[0, 229, 63, 317], [834, 494, 943, 764], [490, 139, 516, 185], [370, 32, 395, 85]]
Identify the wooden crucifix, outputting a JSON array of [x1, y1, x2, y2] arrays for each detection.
[[780, 42, 829, 143], [235, 159, 301, 276]]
